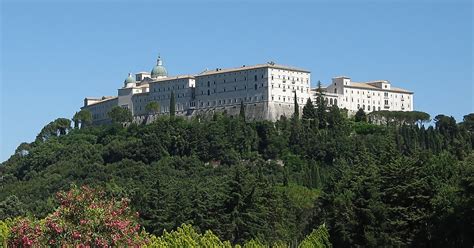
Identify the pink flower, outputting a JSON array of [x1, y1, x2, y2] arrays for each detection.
[[72, 231, 82, 239]]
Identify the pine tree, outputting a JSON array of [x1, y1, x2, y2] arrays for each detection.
[[302, 98, 316, 120], [169, 91, 176, 117]]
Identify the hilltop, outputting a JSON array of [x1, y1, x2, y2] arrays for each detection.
[[1, 109, 473, 246]]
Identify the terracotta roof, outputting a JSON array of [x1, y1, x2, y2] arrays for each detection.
[[196, 63, 310, 76]]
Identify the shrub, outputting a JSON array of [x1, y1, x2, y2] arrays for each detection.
[[8, 185, 147, 247]]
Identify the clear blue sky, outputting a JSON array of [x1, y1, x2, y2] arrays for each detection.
[[1, 0, 472, 162]]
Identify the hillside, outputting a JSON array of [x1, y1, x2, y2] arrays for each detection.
[[1, 109, 473, 247]]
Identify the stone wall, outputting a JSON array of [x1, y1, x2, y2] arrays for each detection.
[[132, 101, 302, 124]]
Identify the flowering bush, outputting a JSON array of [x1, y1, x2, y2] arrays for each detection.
[[8, 185, 147, 247]]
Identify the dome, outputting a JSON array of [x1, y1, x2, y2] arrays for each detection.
[[151, 56, 168, 78], [124, 73, 136, 87]]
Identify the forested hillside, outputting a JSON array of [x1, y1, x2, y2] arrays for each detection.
[[1, 105, 473, 247]]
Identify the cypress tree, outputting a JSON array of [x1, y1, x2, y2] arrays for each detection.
[[316, 81, 327, 128], [239, 101, 246, 121], [293, 91, 299, 119], [169, 91, 176, 117]]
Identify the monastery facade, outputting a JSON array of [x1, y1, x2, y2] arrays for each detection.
[[82, 56, 413, 124]]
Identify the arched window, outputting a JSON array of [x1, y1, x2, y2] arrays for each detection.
[[330, 99, 333, 105], [207, 90, 210, 95], [334, 88, 337, 94], [334, 99, 338, 105], [254, 84, 258, 90]]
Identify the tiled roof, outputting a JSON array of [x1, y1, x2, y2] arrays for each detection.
[[196, 63, 310, 76], [348, 82, 412, 93], [83, 96, 118, 107], [149, 75, 195, 83]]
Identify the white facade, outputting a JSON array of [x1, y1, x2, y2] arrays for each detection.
[[81, 57, 414, 124], [314, 76, 414, 115]]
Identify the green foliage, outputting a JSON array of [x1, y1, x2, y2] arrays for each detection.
[[239, 101, 246, 121], [0, 218, 16, 247], [302, 98, 316, 120], [293, 91, 300, 119], [368, 110, 430, 126], [73, 109, 92, 128], [7, 185, 147, 247], [354, 108, 367, 122], [146, 102, 160, 115], [108, 106, 133, 124], [315, 81, 327, 129], [146, 224, 232, 247], [461, 113, 474, 132], [36, 118, 72, 142], [1, 110, 472, 247], [298, 224, 332, 248], [0, 195, 25, 220]]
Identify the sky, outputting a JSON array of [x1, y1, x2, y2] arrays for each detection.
[[1, 0, 472, 162]]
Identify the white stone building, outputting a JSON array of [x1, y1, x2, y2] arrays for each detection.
[[81, 56, 413, 124], [311, 76, 414, 115]]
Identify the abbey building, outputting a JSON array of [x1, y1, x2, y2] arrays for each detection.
[[82, 56, 414, 124]]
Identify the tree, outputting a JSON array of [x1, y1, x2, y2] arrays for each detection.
[[146, 102, 160, 115], [315, 81, 327, 128], [354, 108, 367, 122], [8, 185, 147, 247], [72, 110, 92, 128], [293, 91, 299, 119], [108, 106, 133, 124], [169, 91, 176, 117], [461, 113, 474, 132], [0, 195, 25, 220], [302, 98, 316, 120], [36, 118, 72, 142], [239, 101, 246, 121], [298, 224, 332, 248]]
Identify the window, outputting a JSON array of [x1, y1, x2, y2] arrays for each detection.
[[334, 88, 337, 94], [207, 90, 210, 95], [207, 81, 210, 87], [254, 75, 258, 81], [254, 84, 257, 90]]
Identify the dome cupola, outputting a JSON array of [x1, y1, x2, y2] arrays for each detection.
[[124, 73, 136, 87], [151, 55, 168, 78]]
